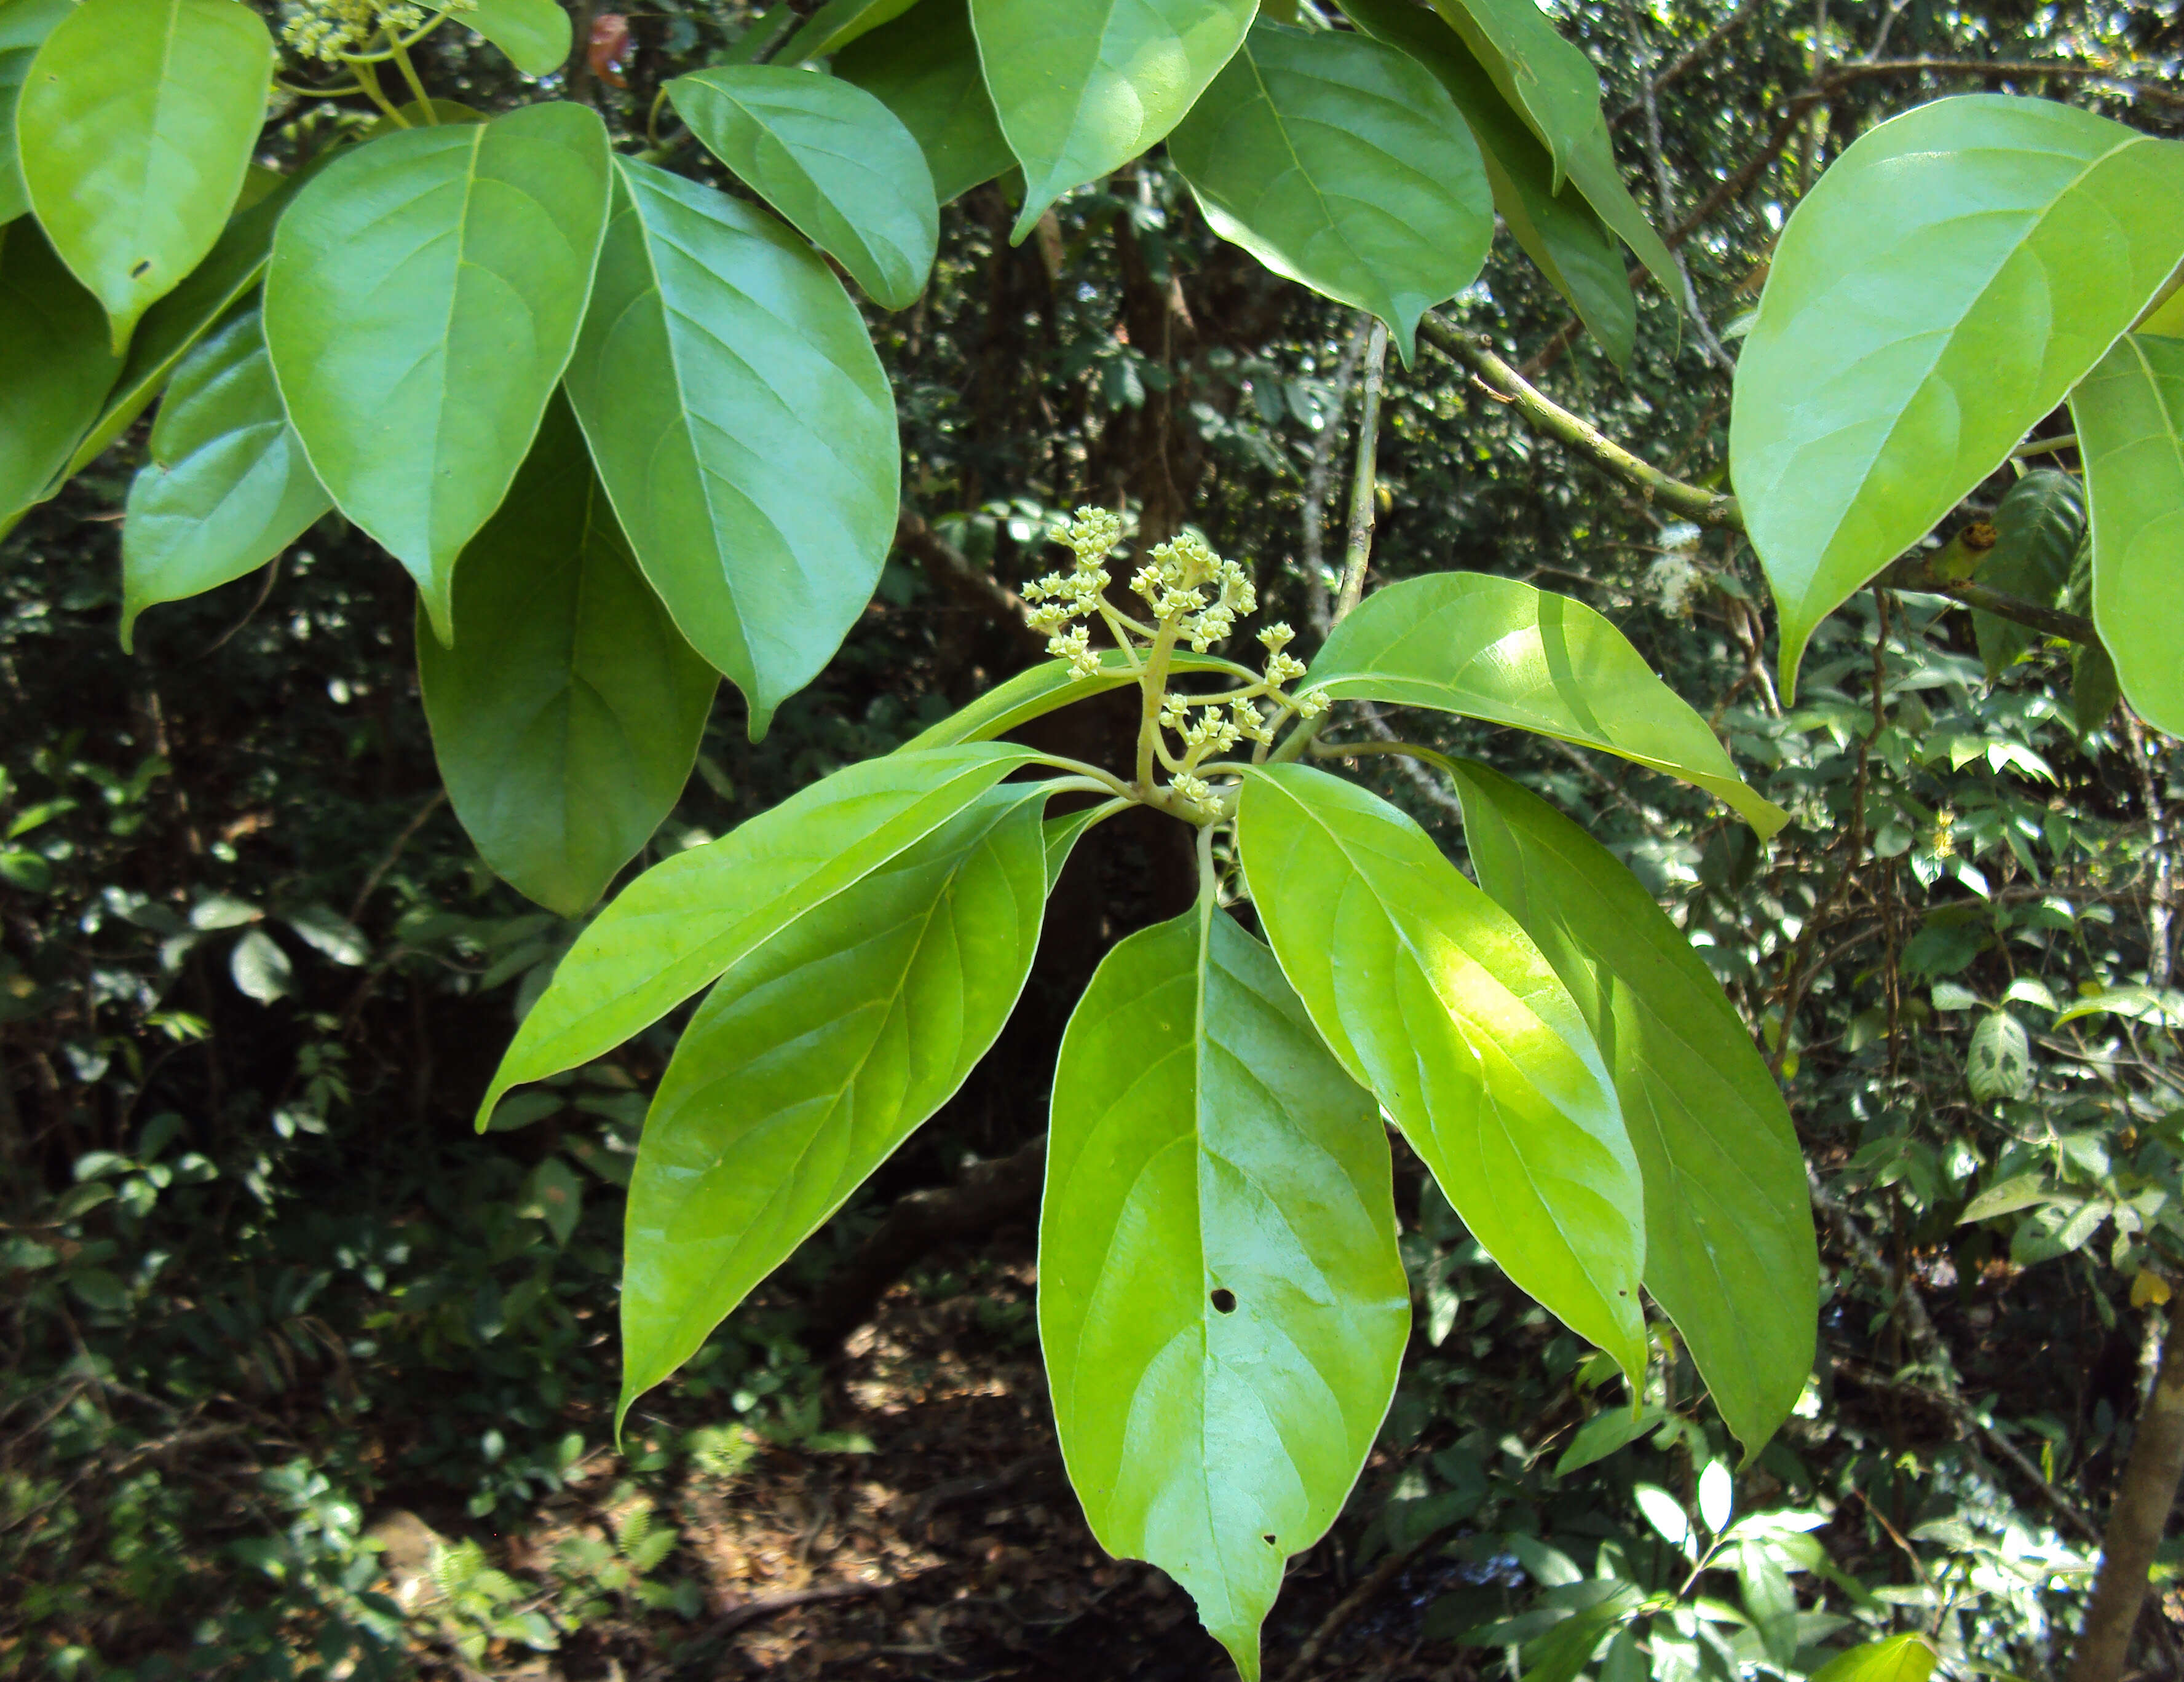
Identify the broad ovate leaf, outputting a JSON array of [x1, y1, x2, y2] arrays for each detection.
[[2070, 332, 2184, 735], [1446, 760, 1818, 1456], [473, 743, 1038, 1129], [0, 0, 71, 226], [1341, 0, 1632, 365], [122, 306, 331, 647], [1167, 22, 1493, 362], [971, 0, 1256, 240], [264, 101, 611, 641], [1236, 763, 1647, 1381], [669, 65, 938, 309], [622, 785, 1047, 1422], [833, 0, 1011, 205], [0, 218, 122, 521], [18, 0, 272, 349], [464, 0, 572, 77], [1809, 1636, 1938, 1682], [1305, 572, 1788, 837], [1042, 899, 1407, 1680], [1730, 95, 2184, 696], [417, 397, 717, 918], [564, 157, 898, 739]]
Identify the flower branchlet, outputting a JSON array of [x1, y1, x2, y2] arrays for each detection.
[[280, 0, 470, 66]]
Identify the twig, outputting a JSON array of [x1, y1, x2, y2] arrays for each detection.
[[1624, 0, 1736, 372], [895, 510, 1046, 657], [345, 791, 448, 926], [1333, 320, 1388, 626], [1278, 1525, 1452, 1682], [199, 556, 284, 656], [1608, 0, 1767, 130], [1304, 318, 1371, 637]]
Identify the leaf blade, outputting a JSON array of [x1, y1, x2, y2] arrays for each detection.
[[833, 0, 1012, 206], [0, 218, 123, 521]]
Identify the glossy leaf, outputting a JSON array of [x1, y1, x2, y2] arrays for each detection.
[[1809, 1636, 1938, 1682], [833, 0, 1012, 206], [777, 0, 925, 63], [1167, 22, 1494, 361], [18, 0, 271, 348], [417, 398, 716, 918], [1731, 95, 2184, 697], [2070, 332, 2184, 735], [1446, 760, 1817, 1456], [0, 219, 122, 521], [264, 101, 612, 641], [121, 306, 331, 648], [1341, 0, 1633, 365], [1042, 899, 1407, 1680], [464, 0, 572, 77], [1235, 763, 1647, 1381], [563, 157, 898, 738], [473, 743, 1039, 1129], [901, 648, 1243, 751], [971, 0, 1256, 240], [1971, 468, 2086, 679], [668, 65, 938, 310], [1305, 572, 1789, 837], [622, 786, 1047, 1421], [0, 0, 70, 226]]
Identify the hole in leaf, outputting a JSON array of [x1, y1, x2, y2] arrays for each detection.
[[1262, 1534, 1277, 1547], [1209, 1288, 1237, 1314], [129, 260, 151, 278]]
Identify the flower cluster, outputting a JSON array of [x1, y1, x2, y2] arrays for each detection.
[[1129, 532, 1256, 652], [1023, 508, 1122, 678], [280, 0, 469, 63]]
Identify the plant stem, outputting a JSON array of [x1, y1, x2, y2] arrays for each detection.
[[2012, 432, 2078, 458], [1136, 618, 1182, 794], [1303, 317, 1370, 637], [389, 38, 434, 120], [1332, 319, 1387, 626], [343, 60, 408, 125]]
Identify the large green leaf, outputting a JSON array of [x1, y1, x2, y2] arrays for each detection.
[[622, 784, 1046, 1421], [472, 743, 1039, 1129], [417, 397, 717, 918], [18, 0, 271, 349], [263, 101, 611, 641], [1445, 759, 1818, 1455], [464, 0, 572, 77], [777, 0, 926, 61], [121, 306, 331, 647], [833, 0, 1011, 207], [1167, 22, 1493, 363], [0, 0, 71, 226], [1042, 899, 1408, 1681], [668, 65, 938, 310], [2070, 333, 2184, 736], [1340, 0, 1632, 365], [1305, 573, 1789, 837], [970, 0, 1256, 240], [900, 647, 1244, 751], [0, 219, 121, 521], [1235, 763, 1647, 1380], [1730, 95, 2184, 697], [1809, 1636, 1938, 1682], [563, 157, 900, 737]]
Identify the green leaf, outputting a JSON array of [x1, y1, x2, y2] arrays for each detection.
[[1735, 1540, 1799, 1667], [18, 0, 271, 349], [229, 927, 291, 1003], [1958, 1173, 2052, 1223], [1340, 0, 1633, 365], [1236, 763, 1646, 1381], [1042, 803, 1107, 886], [121, 306, 332, 647], [1809, 1635, 1938, 1682], [900, 648, 1243, 751], [2054, 984, 2184, 1027], [2070, 332, 2184, 735], [472, 743, 1038, 1129], [563, 157, 898, 738], [668, 65, 938, 310], [0, 218, 122, 521], [1555, 1404, 1668, 1474], [417, 397, 717, 918], [0, 0, 72, 226], [1971, 469, 2087, 679], [1447, 760, 1816, 1457], [833, 0, 1011, 206], [2072, 635, 2121, 735], [775, 0, 925, 64], [1966, 1010, 2032, 1102], [263, 101, 612, 641], [621, 785, 1047, 1421], [1305, 573, 1789, 837], [1041, 899, 1408, 1681], [970, 0, 1256, 241], [1166, 22, 1494, 363], [1730, 96, 2184, 697], [463, 0, 572, 77]]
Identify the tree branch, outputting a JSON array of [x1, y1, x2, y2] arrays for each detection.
[[895, 510, 1046, 658], [1608, 0, 1768, 130], [1334, 319, 1389, 625]]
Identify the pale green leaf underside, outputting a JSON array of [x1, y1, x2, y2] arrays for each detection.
[[563, 157, 899, 738], [1168, 22, 1493, 363], [1809, 1636, 1939, 1682], [473, 743, 1040, 1130], [1447, 760, 1817, 1456], [18, 0, 272, 348], [971, 0, 1257, 240], [464, 0, 572, 77], [122, 306, 331, 647], [1305, 572, 1788, 837], [264, 101, 611, 641], [0, 218, 122, 521], [901, 647, 1244, 752], [2069, 332, 2184, 736], [1041, 900, 1407, 1681], [1236, 764, 1647, 1380], [621, 786, 1048, 1422], [1730, 95, 2184, 696], [670, 65, 938, 310], [417, 396, 717, 918], [834, 0, 1013, 206]]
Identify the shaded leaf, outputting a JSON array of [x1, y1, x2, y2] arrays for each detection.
[[1967, 1010, 2031, 1102], [0, 218, 122, 520], [834, 0, 1011, 205], [1971, 469, 2086, 679], [0, 0, 72, 226], [777, 0, 925, 63]]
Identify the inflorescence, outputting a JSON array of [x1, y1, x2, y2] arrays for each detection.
[[280, 0, 472, 64]]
